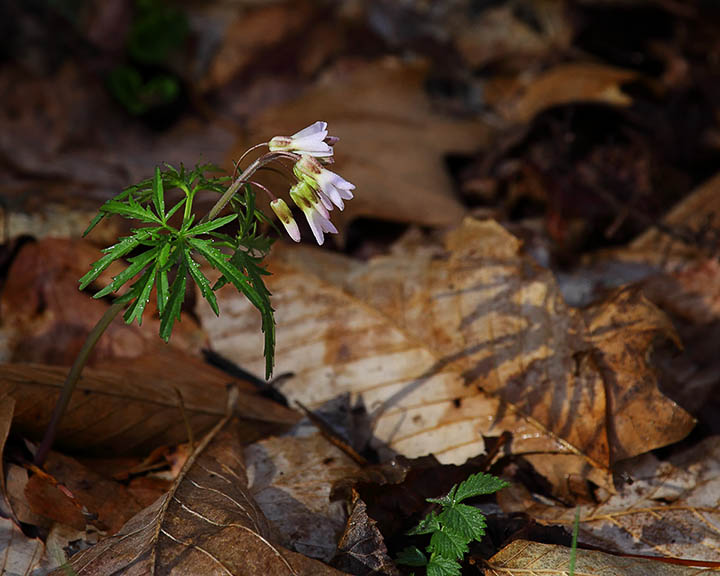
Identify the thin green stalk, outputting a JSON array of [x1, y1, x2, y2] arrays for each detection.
[[569, 507, 580, 576], [205, 151, 295, 223], [34, 299, 125, 466]]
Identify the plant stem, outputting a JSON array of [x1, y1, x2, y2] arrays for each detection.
[[205, 152, 295, 222], [34, 299, 125, 467]]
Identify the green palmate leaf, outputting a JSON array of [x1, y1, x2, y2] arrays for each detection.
[[188, 237, 275, 378], [429, 529, 469, 560], [396, 546, 428, 567], [93, 245, 161, 299], [184, 247, 218, 316], [438, 504, 486, 541], [452, 473, 510, 503], [123, 264, 158, 326], [79, 230, 154, 290], [426, 555, 461, 576], [408, 511, 441, 536], [186, 213, 237, 237], [155, 242, 173, 316], [159, 253, 187, 342], [152, 166, 165, 222], [101, 197, 162, 224], [165, 197, 187, 222]]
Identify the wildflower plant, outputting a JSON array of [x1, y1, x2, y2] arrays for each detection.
[[396, 473, 509, 576], [34, 122, 354, 467]]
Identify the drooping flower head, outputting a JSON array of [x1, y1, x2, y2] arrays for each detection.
[[289, 181, 337, 245], [294, 154, 355, 211], [268, 121, 334, 158]]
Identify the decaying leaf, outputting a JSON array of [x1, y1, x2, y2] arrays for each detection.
[[0, 238, 204, 365], [198, 218, 693, 497], [499, 435, 720, 562], [245, 430, 364, 562], [484, 539, 706, 576], [455, 1, 572, 69], [0, 516, 56, 576], [488, 63, 637, 125], [0, 361, 296, 456], [24, 450, 143, 534], [332, 490, 400, 576], [0, 396, 14, 517], [50, 415, 348, 575], [235, 58, 490, 232]]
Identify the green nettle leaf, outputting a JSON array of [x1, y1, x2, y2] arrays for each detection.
[[429, 529, 469, 560], [408, 511, 442, 536], [396, 546, 428, 567], [101, 198, 162, 224], [453, 473, 510, 503], [402, 472, 507, 576], [426, 555, 461, 576], [438, 504, 486, 541]]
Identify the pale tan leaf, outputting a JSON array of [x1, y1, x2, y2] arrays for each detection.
[[484, 540, 706, 576], [234, 58, 490, 232], [455, 2, 572, 69], [0, 361, 297, 456], [51, 415, 348, 575], [0, 516, 57, 576], [198, 219, 693, 496], [246, 430, 364, 561], [491, 63, 637, 125], [500, 436, 720, 562]]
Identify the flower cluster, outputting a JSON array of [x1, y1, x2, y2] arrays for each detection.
[[266, 121, 355, 245]]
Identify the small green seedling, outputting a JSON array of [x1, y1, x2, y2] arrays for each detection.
[[397, 472, 509, 576]]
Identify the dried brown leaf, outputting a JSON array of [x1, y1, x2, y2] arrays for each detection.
[[332, 490, 399, 576], [245, 431, 364, 561], [0, 362, 297, 456], [455, 2, 572, 69], [51, 415, 348, 575], [198, 219, 693, 496], [490, 63, 637, 125], [500, 435, 720, 562], [484, 539, 706, 576]]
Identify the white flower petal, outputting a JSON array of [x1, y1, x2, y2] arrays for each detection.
[[292, 121, 327, 139], [292, 137, 331, 153], [306, 210, 325, 245]]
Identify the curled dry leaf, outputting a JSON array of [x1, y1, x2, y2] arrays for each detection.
[[198, 218, 693, 497], [332, 490, 400, 576], [50, 416, 348, 576], [500, 436, 720, 562], [484, 539, 706, 576], [0, 362, 297, 456], [245, 430, 365, 562], [487, 63, 637, 125]]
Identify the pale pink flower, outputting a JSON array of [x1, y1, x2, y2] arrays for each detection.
[[294, 154, 355, 210], [268, 121, 334, 158], [290, 182, 338, 245]]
